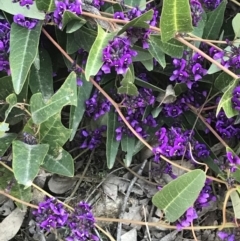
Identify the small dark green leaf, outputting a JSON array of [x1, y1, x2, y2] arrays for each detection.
[[12, 140, 49, 186], [0, 0, 45, 19], [121, 136, 135, 167], [118, 68, 138, 96], [10, 22, 42, 94], [74, 27, 97, 52], [35, 0, 55, 12], [160, 0, 193, 43], [132, 45, 153, 61], [117, 10, 153, 36], [69, 76, 93, 141], [135, 77, 165, 93], [30, 71, 77, 124], [42, 147, 74, 177], [216, 78, 239, 118], [106, 108, 120, 169], [0, 133, 17, 156], [62, 10, 86, 31], [29, 48, 54, 101], [214, 72, 233, 92], [67, 33, 80, 54], [0, 76, 14, 100], [148, 35, 166, 68], [203, 0, 227, 39], [152, 169, 206, 222], [174, 83, 187, 95], [85, 25, 115, 81]]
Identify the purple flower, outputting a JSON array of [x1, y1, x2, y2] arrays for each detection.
[[13, 14, 38, 29], [102, 36, 137, 74], [217, 231, 235, 241], [202, 0, 222, 10], [13, 0, 34, 9], [190, 0, 203, 27], [79, 125, 107, 150]]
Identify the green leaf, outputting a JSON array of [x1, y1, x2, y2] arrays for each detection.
[[121, 136, 135, 167], [62, 10, 86, 31], [106, 109, 120, 169], [0, 0, 45, 19], [124, 0, 146, 10], [0, 76, 14, 100], [10, 22, 42, 94], [216, 78, 239, 118], [117, 10, 153, 36], [29, 48, 54, 101], [42, 147, 74, 177], [118, 68, 139, 96], [12, 140, 49, 186], [152, 169, 206, 222], [148, 36, 166, 68], [0, 133, 17, 156], [160, 0, 193, 43], [74, 27, 97, 52], [4, 93, 17, 121], [85, 25, 115, 81], [39, 114, 72, 149], [30, 71, 77, 124], [174, 83, 187, 96], [232, 13, 240, 39], [159, 37, 184, 58], [135, 77, 165, 93], [35, 0, 55, 12], [214, 72, 234, 92], [69, 76, 93, 141], [203, 0, 227, 39], [230, 190, 240, 219], [0, 166, 31, 210], [132, 45, 153, 61], [141, 59, 153, 71], [66, 33, 80, 54]]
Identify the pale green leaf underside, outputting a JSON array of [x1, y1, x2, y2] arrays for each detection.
[[230, 190, 240, 219], [121, 136, 135, 167], [152, 169, 206, 222], [160, 0, 193, 43], [35, 0, 55, 12]]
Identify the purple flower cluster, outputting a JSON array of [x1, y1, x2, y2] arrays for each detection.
[[12, 0, 34, 9], [0, 20, 10, 75], [170, 51, 208, 89], [115, 88, 156, 141], [213, 40, 240, 71], [205, 110, 240, 139], [33, 198, 98, 241], [218, 231, 235, 241], [232, 85, 240, 111], [53, 0, 82, 29], [152, 127, 210, 162], [85, 91, 111, 120], [114, 5, 159, 49], [102, 36, 137, 74], [202, 0, 222, 10], [177, 179, 216, 229], [79, 125, 107, 150], [163, 89, 207, 118], [190, 0, 203, 26], [13, 14, 39, 29], [226, 151, 240, 172], [91, 0, 104, 9]]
